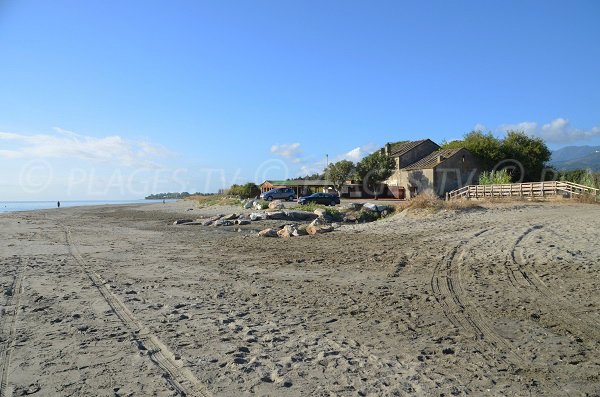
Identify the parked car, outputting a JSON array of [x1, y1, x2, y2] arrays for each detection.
[[297, 193, 340, 206], [260, 188, 296, 201]]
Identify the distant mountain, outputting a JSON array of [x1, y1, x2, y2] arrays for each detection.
[[550, 145, 600, 171]]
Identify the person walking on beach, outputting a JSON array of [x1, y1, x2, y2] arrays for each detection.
[[57, 201, 60, 208]]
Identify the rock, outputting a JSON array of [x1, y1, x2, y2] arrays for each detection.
[[331, 223, 341, 229], [258, 228, 279, 237], [266, 211, 287, 220], [343, 214, 358, 223], [277, 225, 298, 238], [343, 202, 363, 211], [214, 219, 234, 227], [222, 213, 239, 220], [295, 225, 309, 236], [253, 202, 264, 210], [282, 210, 317, 221], [268, 200, 285, 210], [313, 208, 327, 217], [173, 219, 193, 225], [250, 212, 267, 221], [362, 202, 379, 212], [306, 225, 334, 235], [243, 200, 255, 209], [201, 220, 214, 226], [235, 219, 251, 225], [310, 217, 329, 227], [363, 202, 392, 213]]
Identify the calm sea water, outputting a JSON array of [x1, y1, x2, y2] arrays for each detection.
[[0, 200, 176, 213]]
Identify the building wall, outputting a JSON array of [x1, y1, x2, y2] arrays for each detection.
[[385, 140, 440, 187], [433, 149, 481, 195]]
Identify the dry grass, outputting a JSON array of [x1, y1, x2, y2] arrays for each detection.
[[185, 194, 241, 208], [395, 193, 482, 213], [574, 193, 600, 204]]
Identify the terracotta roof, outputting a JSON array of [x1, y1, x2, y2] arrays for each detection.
[[261, 180, 332, 187], [403, 148, 463, 170], [387, 139, 433, 157]]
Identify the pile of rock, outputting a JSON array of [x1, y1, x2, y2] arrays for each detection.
[[174, 202, 396, 236], [173, 213, 252, 227], [257, 210, 336, 238], [241, 198, 266, 210]]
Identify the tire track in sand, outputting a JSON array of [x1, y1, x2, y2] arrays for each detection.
[[432, 226, 574, 395], [508, 225, 600, 344], [0, 258, 24, 397], [431, 228, 526, 366], [64, 227, 211, 397]]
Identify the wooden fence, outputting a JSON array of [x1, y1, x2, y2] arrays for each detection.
[[446, 181, 599, 201]]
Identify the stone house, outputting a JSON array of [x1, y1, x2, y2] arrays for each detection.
[[382, 140, 480, 198]]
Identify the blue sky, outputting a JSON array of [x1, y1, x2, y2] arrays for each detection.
[[1, 0, 599, 199]]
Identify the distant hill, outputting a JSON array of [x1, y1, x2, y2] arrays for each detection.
[[550, 145, 600, 171]]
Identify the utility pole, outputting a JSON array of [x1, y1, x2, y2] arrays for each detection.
[[326, 154, 329, 168]]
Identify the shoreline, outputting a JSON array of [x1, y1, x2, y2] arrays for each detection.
[[0, 199, 180, 215]]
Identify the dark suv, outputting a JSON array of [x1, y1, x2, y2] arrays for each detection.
[[260, 188, 296, 201], [298, 193, 340, 206]]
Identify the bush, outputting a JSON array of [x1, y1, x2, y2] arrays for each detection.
[[189, 195, 241, 208], [478, 169, 512, 185], [228, 183, 261, 199]]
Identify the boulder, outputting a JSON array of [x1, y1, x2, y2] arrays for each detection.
[[268, 200, 284, 210], [313, 208, 327, 217], [283, 210, 317, 221], [277, 225, 298, 238], [343, 214, 358, 223], [243, 200, 255, 209], [343, 202, 363, 211], [294, 225, 309, 236], [363, 202, 392, 213], [213, 219, 234, 227], [306, 225, 334, 235], [173, 219, 193, 225], [258, 228, 279, 238], [362, 202, 379, 212], [253, 202, 264, 210], [201, 220, 214, 226], [250, 212, 268, 221], [266, 211, 287, 220], [222, 213, 239, 220], [310, 217, 329, 227], [235, 219, 251, 225]]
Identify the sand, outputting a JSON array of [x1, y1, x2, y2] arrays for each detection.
[[1, 200, 599, 396]]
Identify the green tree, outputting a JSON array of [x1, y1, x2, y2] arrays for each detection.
[[355, 152, 395, 199], [325, 160, 355, 195], [443, 130, 551, 182], [502, 130, 551, 182], [228, 183, 260, 198], [442, 130, 504, 170]]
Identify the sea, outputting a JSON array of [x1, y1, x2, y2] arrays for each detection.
[[0, 199, 176, 213]]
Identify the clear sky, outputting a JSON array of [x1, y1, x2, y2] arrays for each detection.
[[1, 0, 599, 199]]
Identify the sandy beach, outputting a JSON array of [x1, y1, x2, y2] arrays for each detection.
[[1, 200, 599, 396]]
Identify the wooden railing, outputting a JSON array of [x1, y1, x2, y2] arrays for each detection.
[[446, 181, 599, 201]]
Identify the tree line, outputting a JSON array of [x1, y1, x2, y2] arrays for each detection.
[[224, 129, 598, 199]]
